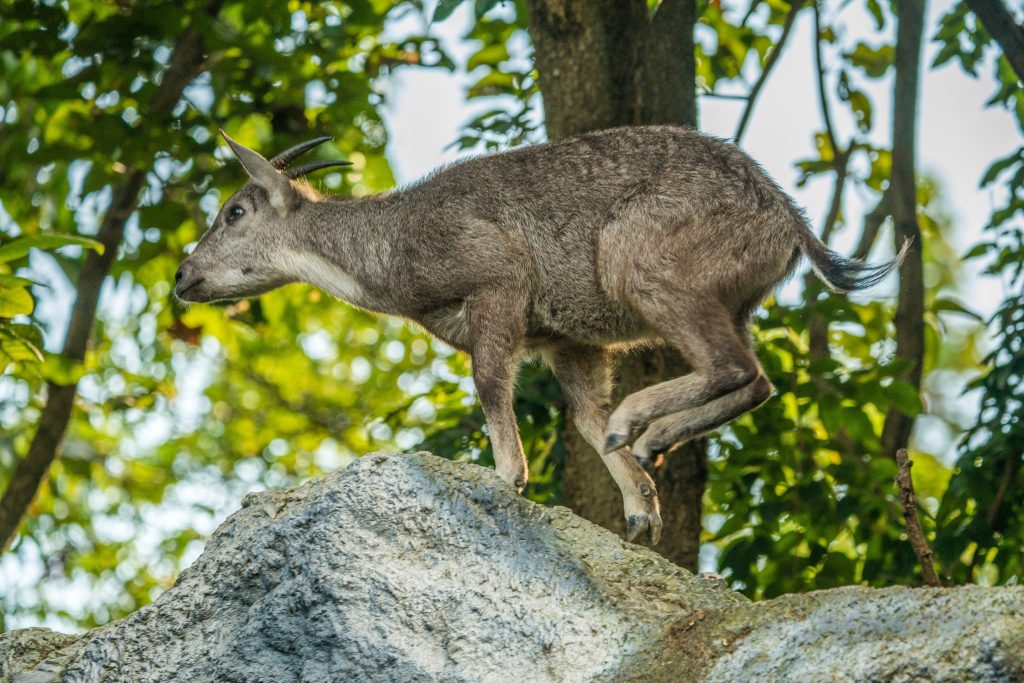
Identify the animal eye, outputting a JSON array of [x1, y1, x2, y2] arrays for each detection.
[[226, 205, 245, 223]]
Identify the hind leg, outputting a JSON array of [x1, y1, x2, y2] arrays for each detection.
[[604, 295, 763, 453], [544, 344, 662, 544], [632, 308, 773, 462], [632, 375, 773, 464]]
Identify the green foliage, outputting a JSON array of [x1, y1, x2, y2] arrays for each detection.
[[0, 235, 104, 263], [432, 0, 507, 24], [455, 0, 539, 152], [931, 2, 1024, 584], [0, 235, 104, 370]]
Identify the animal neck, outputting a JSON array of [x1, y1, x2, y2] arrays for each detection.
[[284, 192, 404, 315]]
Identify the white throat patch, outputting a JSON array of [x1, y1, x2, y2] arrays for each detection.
[[280, 250, 370, 308]]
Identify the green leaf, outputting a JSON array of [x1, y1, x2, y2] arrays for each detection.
[[474, 0, 503, 18], [933, 297, 983, 321], [848, 90, 873, 132], [0, 284, 34, 317], [40, 353, 88, 385], [865, 0, 884, 29], [467, 43, 509, 71], [979, 149, 1022, 187], [0, 322, 44, 362], [887, 381, 923, 416], [845, 43, 894, 79], [0, 274, 37, 289], [432, 0, 464, 23], [962, 243, 991, 260], [932, 41, 959, 68], [0, 234, 105, 263]]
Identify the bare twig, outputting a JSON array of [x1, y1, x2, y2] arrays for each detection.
[[966, 0, 1024, 83], [894, 449, 942, 587], [819, 147, 852, 246], [734, 0, 804, 144], [739, 0, 759, 29]]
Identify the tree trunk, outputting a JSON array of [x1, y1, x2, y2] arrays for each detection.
[[525, 0, 705, 569], [966, 0, 1024, 83], [881, 0, 926, 458]]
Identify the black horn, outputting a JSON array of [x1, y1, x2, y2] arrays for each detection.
[[270, 136, 332, 169], [286, 160, 353, 178]]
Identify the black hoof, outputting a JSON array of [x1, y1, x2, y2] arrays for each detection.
[[625, 514, 649, 543], [649, 517, 663, 545], [604, 432, 629, 454], [632, 447, 652, 467], [625, 511, 662, 545]]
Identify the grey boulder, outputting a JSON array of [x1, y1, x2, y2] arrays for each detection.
[[3, 452, 1023, 682]]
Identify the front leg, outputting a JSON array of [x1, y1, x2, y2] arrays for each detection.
[[469, 293, 529, 492], [544, 343, 663, 545]]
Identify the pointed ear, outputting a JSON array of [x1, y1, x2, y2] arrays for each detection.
[[221, 130, 298, 214]]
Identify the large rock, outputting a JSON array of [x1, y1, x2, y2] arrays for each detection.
[[3, 452, 1023, 683]]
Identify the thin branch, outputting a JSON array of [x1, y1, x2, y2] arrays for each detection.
[[986, 453, 1021, 528], [894, 449, 942, 587], [734, 0, 804, 145], [812, 2, 839, 156], [698, 90, 750, 101], [0, 172, 142, 551], [0, 12, 221, 551], [852, 191, 892, 260], [819, 147, 852, 246], [804, 0, 852, 364], [966, 0, 1024, 83], [806, 147, 851, 361], [739, 0, 760, 29]]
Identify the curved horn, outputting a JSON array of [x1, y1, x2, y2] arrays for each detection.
[[286, 160, 353, 178], [270, 136, 333, 169], [221, 130, 298, 214]]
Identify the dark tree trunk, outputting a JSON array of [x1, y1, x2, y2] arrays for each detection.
[[525, 0, 705, 569], [881, 0, 926, 457], [966, 0, 1024, 83]]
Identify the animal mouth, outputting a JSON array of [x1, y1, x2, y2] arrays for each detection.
[[177, 277, 206, 299]]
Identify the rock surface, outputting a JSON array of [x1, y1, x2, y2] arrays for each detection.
[[3, 452, 1023, 683]]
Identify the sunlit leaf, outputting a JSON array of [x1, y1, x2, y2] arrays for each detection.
[[0, 234, 105, 263], [0, 284, 34, 317]]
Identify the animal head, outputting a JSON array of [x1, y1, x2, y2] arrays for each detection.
[[174, 132, 350, 303]]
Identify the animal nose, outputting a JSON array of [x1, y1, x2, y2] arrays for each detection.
[[175, 266, 185, 284]]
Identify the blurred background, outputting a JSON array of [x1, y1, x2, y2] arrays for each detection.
[[0, 0, 1021, 632]]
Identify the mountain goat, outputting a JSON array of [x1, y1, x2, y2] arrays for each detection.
[[176, 126, 907, 544]]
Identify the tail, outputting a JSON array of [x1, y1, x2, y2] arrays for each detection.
[[796, 223, 912, 294]]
